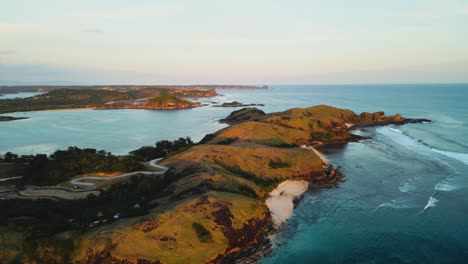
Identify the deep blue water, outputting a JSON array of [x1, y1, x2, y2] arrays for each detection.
[[1, 84, 468, 263]]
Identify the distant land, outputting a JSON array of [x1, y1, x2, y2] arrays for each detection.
[[0, 85, 268, 117], [0, 85, 268, 94], [0, 105, 429, 263], [95, 95, 203, 110]]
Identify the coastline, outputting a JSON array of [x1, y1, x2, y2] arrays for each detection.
[[266, 147, 330, 228], [33, 107, 95, 113], [2, 107, 95, 115], [0, 104, 431, 263], [266, 180, 309, 227]]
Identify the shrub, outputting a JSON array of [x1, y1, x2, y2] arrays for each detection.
[[192, 222, 212, 243], [268, 159, 292, 169]]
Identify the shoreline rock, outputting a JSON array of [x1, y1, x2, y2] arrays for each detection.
[[0, 116, 28, 122], [214, 101, 265, 108]]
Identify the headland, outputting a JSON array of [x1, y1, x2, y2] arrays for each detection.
[[0, 105, 429, 263]]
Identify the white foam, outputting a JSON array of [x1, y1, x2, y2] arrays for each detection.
[[388, 127, 403, 134], [377, 198, 415, 210], [434, 179, 458, 191], [423, 196, 439, 211], [377, 127, 468, 166], [376, 127, 424, 151], [399, 180, 417, 193], [431, 149, 468, 165]]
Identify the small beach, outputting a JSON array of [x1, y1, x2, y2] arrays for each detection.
[[266, 180, 309, 228]]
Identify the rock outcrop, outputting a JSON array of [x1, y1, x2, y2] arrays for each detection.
[[219, 107, 266, 124], [0, 116, 28, 121]]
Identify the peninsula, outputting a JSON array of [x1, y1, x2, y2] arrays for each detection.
[[0, 87, 216, 114], [0, 85, 266, 95], [95, 95, 202, 110], [0, 105, 429, 263]]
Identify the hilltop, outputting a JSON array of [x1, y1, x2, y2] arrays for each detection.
[[207, 105, 429, 147]]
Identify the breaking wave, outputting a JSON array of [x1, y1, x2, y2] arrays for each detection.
[[376, 126, 468, 166]]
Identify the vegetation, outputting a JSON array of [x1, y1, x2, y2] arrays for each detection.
[[0, 87, 216, 113], [1, 147, 144, 186], [145, 95, 196, 108], [209, 105, 389, 146], [0, 170, 188, 238], [1, 105, 383, 263], [162, 144, 323, 195], [192, 222, 213, 243], [0, 89, 133, 113], [130, 137, 193, 161], [268, 159, 292, 169], [0, 163, 26, 179], [220, 107, 266, 124]]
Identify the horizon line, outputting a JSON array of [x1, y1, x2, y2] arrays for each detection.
[[1, 82, 468, 87]]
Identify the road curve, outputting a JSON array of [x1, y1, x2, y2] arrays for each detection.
[[70, 158, 168, 187]]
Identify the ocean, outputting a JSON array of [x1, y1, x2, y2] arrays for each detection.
[[1, 84, 468, 263]]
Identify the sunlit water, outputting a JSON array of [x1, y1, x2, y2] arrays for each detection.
[[1, 84, 468, 262], [0, 91, 44, 99]]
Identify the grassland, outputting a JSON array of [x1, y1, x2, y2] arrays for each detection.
[[96, 95, 202, 110], [0, 104, 419, 264]]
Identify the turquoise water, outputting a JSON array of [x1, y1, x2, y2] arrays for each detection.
[[0, 91, 44, 99], [1, 84, 468, 262]]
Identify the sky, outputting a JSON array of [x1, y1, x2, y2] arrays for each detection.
[[1, 0, 468, 85]]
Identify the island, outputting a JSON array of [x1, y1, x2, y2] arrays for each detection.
[[0, 88, 215, 113], [95, 95, 202, 110], [0, 105, 429, 263]]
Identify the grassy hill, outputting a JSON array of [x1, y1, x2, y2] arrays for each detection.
[[144, 95, 201, 109], [207, 105, 408, 147], [0, 104, 419, 263]]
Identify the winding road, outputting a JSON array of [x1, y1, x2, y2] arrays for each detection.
[[70, 158, 168, 187]]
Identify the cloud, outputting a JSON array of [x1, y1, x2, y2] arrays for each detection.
[[0, 49, 16, 55], [82, 28, 104, 34]]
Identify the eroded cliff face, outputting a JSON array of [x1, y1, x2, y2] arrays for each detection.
[[211, 205, 270, 264], [77, 193, 271, 264]]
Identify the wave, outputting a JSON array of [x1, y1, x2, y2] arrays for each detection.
[[423, 196, 439, 211], [431, 149, 468, 165], [376, 198, 416, 210], [399, 179, 417, 193], [376, 126, 468, 166], [434, 178, 458, 191]]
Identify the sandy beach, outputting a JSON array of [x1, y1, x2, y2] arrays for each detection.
[[266, 147, 330, 228], [266, 180, 309, 228]]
